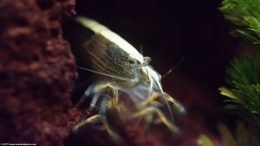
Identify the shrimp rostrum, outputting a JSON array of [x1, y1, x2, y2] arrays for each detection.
[[63, 16, 185, 141]]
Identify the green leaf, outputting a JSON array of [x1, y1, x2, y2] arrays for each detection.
[[196, 134, 215, 146], [221, 54, 260, 126], [220, 0, 260, 43], [218, 122, 260, 146], [219, 87, 238, 99]]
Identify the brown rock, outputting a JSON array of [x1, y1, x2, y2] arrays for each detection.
[[0, 0, 76, 145]]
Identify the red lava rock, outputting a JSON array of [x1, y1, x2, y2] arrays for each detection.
[[0, 0, 76, 145], [67, 108, 83, 129]]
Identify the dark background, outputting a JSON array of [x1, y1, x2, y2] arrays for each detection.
[[74, 0, 239, 144]]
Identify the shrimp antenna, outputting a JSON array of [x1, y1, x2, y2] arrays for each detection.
[[162, 55, 187, 79], [76, 66, 132, 81]]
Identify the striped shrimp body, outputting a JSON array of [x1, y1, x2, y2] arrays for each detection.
[[72, 17, 162, 91], [63, 17, 184, 140]]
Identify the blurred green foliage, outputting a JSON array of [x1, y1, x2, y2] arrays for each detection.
[[218, 122, 260, 146], [219, 0, 260, 126], [219, 54, 260, 126], [197, 122, 260, 146], [217, 0, 260, 145], [220, 0, 260, 44], [198, 0, 260, 145]]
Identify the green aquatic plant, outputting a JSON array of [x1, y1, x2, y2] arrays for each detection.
[[220, 0, 260, 44]]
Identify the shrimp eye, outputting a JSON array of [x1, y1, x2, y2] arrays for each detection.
[[128, 58, 141, 65], [128, 58, 136, 64], [143, 57, 151, 66]]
